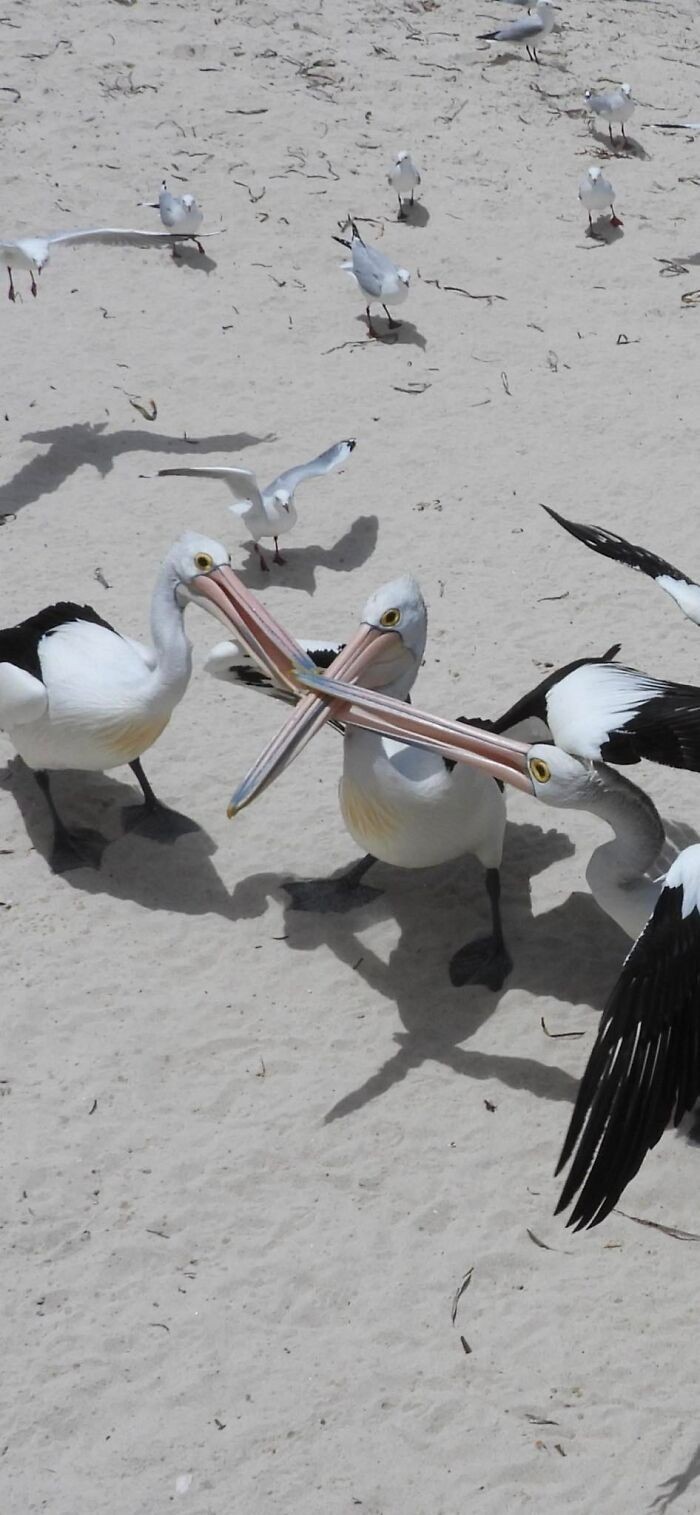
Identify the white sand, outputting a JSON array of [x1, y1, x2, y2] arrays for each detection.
[[2, 0, 700, 1510]]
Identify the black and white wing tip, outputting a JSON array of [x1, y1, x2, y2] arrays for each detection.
[[542, 504, 688, 587], [555, 845, 700, 1231]]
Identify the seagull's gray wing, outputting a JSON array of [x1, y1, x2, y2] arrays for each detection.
[[270, 439, 356, 497], [351, 241, 395, 297], [157, 466, 264, 516], [47, 227, 221, 248], [489, 12, 544, 41]]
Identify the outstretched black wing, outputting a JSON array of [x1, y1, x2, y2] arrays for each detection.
[[555, 853, 700, 1230], [543, 504, 688, 585], [484, 646, 621, 736]]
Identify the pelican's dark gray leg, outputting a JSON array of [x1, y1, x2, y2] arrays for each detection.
[[122, 758, 198, 842], [284, 854, 381, 914], [449, 868, 513, 991], [35, 769, 106, 872]]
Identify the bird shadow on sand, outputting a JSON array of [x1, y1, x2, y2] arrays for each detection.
[[590, 128, 650, 161], [649, 1438, 700, 1513], [353, 314, 427, 349], [398, 203, 430, 229], [582, 218, 624, 246], [169, 245, 218, 275], [232, 514, 379, 594], [0, 421, 274, 520], [1, 760, 244, 919], [228, 817, 631, 1122]]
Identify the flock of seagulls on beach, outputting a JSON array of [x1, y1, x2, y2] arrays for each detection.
[[2, 7, 700, 1234]]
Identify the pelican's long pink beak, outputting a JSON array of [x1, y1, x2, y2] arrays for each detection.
[[228, 663, 535, 818], [190, 564, 317, 693], [225, 622, 410, 815]]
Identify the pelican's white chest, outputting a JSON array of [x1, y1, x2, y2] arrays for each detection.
[[339, 729, 507, 870], [9, 620, 189, 772]]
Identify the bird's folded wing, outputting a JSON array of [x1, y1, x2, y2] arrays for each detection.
[[47, 228, 221, 248], [157, 466, 264, 513], [351, 245, 389, 297], [543, 505, 688, 585], [272, 439, 356, 496], [0, 662, 48, 726], [487, 647, 621, 741], [490, 14, 543, 40], [555, 846, 700, 1230]]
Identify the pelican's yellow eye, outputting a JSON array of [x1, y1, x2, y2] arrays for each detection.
[[380, 608, 401, 629], [194, 552, 214, 573], [529, 757, 551, 784]]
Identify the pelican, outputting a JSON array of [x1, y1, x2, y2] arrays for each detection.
[[252, 668, 700, 1231], [225, 577, 514, 990], [485, 646, 700, 774], [544, 505, 700, 628], [157, 439, 356, 572], [0, 532, 302, 873]]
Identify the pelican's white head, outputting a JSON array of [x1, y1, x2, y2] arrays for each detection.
[[523, 744, 597, 808], [358, 575, 427, 697], [168, 532, 231, 606]]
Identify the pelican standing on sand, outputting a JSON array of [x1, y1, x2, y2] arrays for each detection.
[[252, 670, 700, 1232], [157, 439, 356, 571], [0, 532, 283, 872], [225, 577, 514, 990]]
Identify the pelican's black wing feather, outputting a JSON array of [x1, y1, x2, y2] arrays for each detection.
[[543, 505, 688, 585], [555, 863, 700, 1230]]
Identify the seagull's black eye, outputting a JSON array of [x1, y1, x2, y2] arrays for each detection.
[[194, 552, 214, 573], [380, 608, 401, 628], [529, 757, 551, 784]]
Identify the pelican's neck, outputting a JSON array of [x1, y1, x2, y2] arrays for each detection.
[[149, 564, 193, 695], [582, 764, 666, 937]]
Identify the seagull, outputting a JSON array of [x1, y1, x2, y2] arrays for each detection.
[[578, 166, 622, 234], [333, 222, 410, 339], [543, 505, 700, 627], [584, 83, 636, 144], [139, 180, 205, 256], [251, 668, 700, 1227], [477, 0, 556, 64], [387, 152, 422, 219], [157, 439, 356, 571], [0, 532, 275, 872], [225, 578, 514, 989], [0, 227, 221, 301]]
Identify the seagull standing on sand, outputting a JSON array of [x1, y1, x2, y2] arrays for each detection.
[[333, 222, 410, 339], [157, 439, 356, 571], [0, 226, 220, 301], [0, 533, 273, 871], [478, 0, 556, 64], [585, 83, 636, 144], [387, 152, 421, 219], [578, 166, 622, 233], [140, 180, 205, 256], [544, 506, 700, 627]]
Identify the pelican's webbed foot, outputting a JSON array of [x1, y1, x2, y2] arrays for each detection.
[[284, 854, 381, 914]]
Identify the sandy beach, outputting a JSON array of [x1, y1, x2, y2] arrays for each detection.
[[2, 0, 700, 1509]]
